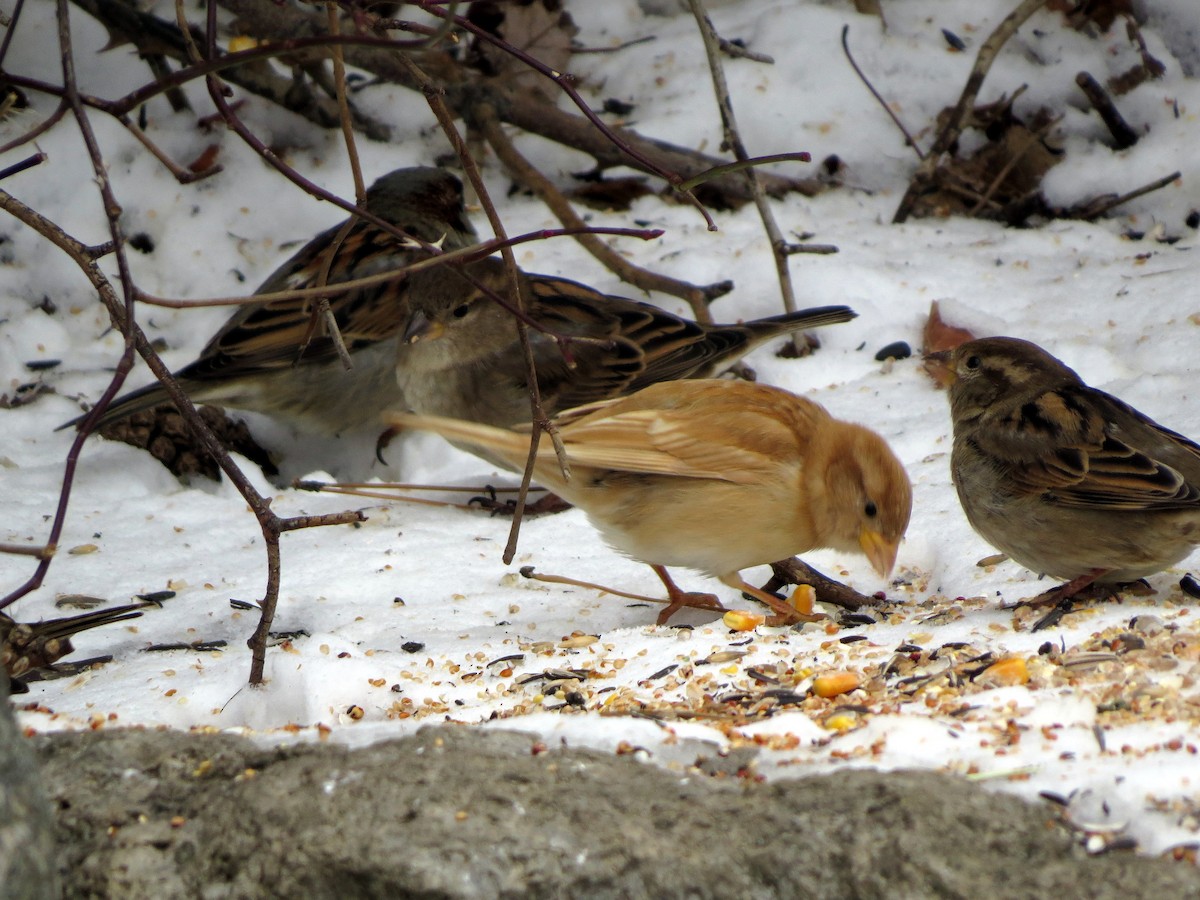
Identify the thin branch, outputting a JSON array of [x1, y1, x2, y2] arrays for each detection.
[[399, 48, 565, 562], [1063, 170, 1180, 221], [481, 112, 731, 322], [687, 0, 808, 351], [1075, 71, 1138, 149], [841, 25, 922, 158]]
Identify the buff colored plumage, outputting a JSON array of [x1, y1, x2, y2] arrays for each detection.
[[389, 379, 912, 624]]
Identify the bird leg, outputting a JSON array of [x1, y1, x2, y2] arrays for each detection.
[[1011, 568, 1120, 632], [718, 574, 824, 626], [651, 566, 727, 625]]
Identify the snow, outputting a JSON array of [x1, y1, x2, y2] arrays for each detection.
[[3, 0, 1200, 859]]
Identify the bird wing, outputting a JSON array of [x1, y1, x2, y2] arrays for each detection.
[[181, 224, 419, 380], [552, 382, 813, 484], [999, 387, 1200, 511]]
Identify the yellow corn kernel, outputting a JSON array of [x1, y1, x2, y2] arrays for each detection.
[[813, 671, 860, 698], [979, 656, 1028, 686], [722, 610, 765, 631]]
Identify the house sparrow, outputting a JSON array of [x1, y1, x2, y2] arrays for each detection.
[[396, 254, 857, 432], [69, 167, 477, 435], [933, 336, 1200, 603], [1, 602, 152, 691], [387, 379, 912, 624]]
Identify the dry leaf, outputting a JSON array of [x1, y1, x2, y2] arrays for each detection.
[[922, 301, 976, 388]]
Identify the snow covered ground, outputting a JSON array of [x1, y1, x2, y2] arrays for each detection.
[[3, 0, 1200, 859]]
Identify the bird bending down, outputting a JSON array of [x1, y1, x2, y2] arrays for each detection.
[[932, 336, 1200, 607], [388, 379, 912, 624], [66, 167, 477, 435], [395, 254, 857, 431]]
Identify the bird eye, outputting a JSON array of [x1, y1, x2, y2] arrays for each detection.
[[964, 355, 981, 370], [864, 500, 877, 518], [452, 304, 470, 319]]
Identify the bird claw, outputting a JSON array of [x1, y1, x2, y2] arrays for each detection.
[[468, 490, 572, 517], [655, 592, 726, 625], [374, 425, 401, 465]]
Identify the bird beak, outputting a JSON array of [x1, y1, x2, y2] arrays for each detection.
[[403, 311, 444, 344], [859, 527, 899, 579], [922, 349, 955, 388]]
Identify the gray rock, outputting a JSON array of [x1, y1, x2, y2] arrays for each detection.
[[0, 673, 58, 900], [33, 725, 1200, 899]]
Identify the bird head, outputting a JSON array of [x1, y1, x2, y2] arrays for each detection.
[[928, 337, 1084, 427], [821, 424, 913, 579]]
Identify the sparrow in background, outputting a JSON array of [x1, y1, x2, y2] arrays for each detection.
[[388, 379, 912, 624], [2, 602, 153, 692], [68, 167, 477, 435], [396, 254, 857, 432], [933, 336, 1200, 606]]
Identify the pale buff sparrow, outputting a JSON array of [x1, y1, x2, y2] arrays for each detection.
[[388, 379, 912, 624]]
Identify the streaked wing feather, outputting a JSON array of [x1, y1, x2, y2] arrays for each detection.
[[558, 408, 777, 484], [1008, 433, 1200, 511]]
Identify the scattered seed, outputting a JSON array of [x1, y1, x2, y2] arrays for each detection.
[[558, 633, 598, 649], [723, 610, 765, 631], [698, 650, 747, 665], [813, 671, 860, 698], [976, 656, 1028, 686], [874, 340, 911, 362], [136, 590, 176, 604], [840, 612, 877, 627], [54, 594, 106, 610], [401, 641, 425, 653], [487, 654, 524, 669], [745, 667, 782, 686]]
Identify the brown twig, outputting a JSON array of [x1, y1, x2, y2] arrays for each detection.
[[1075, 71, 1138, 149], [479, 110, 730, 323], [764, 558, 882, 610], [893, 0, 1051, 224], [687, 0, 810, 351], [214, 0, 820, 205], [1062, 170, 1181, 221]]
